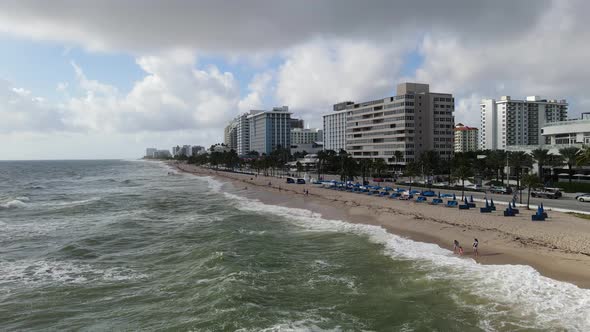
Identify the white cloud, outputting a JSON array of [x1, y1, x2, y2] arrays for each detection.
[[238, 71, 273, 112], [62, 52, 241, 133], [0, 80, 65, 133], [274, 39, 411, 126]]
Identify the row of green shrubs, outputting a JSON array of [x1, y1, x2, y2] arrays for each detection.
[[555, 181, 590, 193]]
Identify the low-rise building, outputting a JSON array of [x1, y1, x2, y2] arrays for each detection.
[[291, 128, 322, 145]]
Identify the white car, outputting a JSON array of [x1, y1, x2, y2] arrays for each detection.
[[576, 194, 590, 202]]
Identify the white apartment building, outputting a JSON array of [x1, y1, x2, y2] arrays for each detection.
[[344, 83, 454, 164], [480, 96, 567, 150], [223, 121, 238, 150], [454, 123, 479, 152], [235, 113, 252, 155], [291, 128, 322, 145], [323, 102, 350, 152], [248, 106, 292, 154]]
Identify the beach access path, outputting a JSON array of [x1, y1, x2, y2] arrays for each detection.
[[172, 162, 590, 289]]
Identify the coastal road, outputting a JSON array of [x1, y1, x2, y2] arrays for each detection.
[[302, 173, 590, 213], [396, 184, 590, 213]]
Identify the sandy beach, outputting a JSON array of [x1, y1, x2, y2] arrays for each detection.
[[172, 162, 590, 289]]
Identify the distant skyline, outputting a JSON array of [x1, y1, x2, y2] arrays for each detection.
[[1, 0, 589, 160]]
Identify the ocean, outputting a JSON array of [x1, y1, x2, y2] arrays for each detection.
[[0, 160, 589, 331]]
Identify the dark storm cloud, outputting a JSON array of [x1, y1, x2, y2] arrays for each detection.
[[0, 0, 551, 52]]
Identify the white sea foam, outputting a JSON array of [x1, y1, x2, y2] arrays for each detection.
[[0, 259, 147, 286], [214, 180, 590, 331], [0, 199, 28, 209]]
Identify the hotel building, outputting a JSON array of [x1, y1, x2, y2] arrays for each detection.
[[480, 96, 568, 150], [343, 83, 454, 164], [248, 106, 292, 154], [454, 123, 479, 152]]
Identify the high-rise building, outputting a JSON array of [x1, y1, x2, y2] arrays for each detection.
[[454, 123, 479, 152], [236, 113, 254, 155], [323, 102, 351, 152], [248, 106, 292, 154], [172, 145, 181, 157], [145, 148, 157, 158], [344, 83, 454, 164], [480, 96, 568, 150], [291, 128, 322, 145], [224, 121, 238, 150]]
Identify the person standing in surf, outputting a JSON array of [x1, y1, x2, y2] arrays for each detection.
[[453, 240, 459, 254], [473, 238, 479, 257]]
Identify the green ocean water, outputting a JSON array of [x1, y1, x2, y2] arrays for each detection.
[[0, 160, 588, 331]]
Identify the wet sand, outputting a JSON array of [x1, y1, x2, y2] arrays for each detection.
[[172, 162, 590, 289]]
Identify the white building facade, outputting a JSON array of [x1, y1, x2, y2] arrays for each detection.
[[291, 128, 322, 145], [344, 83, 454, 164], [323, 102, 350, 152], [480, 96, 568, 150]]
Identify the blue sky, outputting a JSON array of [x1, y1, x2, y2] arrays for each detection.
[[0, 0, 587, 160]]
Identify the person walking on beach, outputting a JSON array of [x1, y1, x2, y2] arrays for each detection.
[[473, 238, 479, 257], [453, 240, 459, 254]]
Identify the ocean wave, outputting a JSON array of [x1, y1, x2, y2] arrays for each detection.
[[221, 190, 590, 331], [0, 199, 28, 209], [0, 259, 147, 286]]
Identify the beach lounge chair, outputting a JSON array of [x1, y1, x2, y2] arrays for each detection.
[[379, 191, 388, 197], [510, 200, 519, 214], [458, 197, 470, 209], [503, 205, 515, 217], [445, 200, 458, 208], [389, 193, 401, 199], [430, 198, 443, 205], [480, 199, 492, 213], [532, 205, 547, 221], [468, 195, 476, 208], [416, 196, 427, 203]]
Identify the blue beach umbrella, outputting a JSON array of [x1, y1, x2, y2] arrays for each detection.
[[485, 198, 489, 208], [438, 191, 441, 198], [490, 198, 495, 207], [470, 195, 474, 203], [452, 193, 456, 200]]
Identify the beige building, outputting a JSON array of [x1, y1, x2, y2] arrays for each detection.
[[345, 82, 454, 164], [454, 123, 479, 152]]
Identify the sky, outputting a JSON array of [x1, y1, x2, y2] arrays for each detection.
[[1, 0, 590, 160]]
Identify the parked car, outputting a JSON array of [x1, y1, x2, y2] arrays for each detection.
[[373, 178, 384, 182], [576, 193, 590, 202], [286, 177, 295, 184], [531, 187, 562, 199], [466, 184, 482, 191], [296, 178, 306, 184], [490, 186, 512, 195]]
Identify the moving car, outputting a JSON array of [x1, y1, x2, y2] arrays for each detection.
[[296, 178, 306, 184], [576, 193, 590, 202], [286, 177, 295, 184], [531, 187, 562, 199], [490, 186, 512, 195]]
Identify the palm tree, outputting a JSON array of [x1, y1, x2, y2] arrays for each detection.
[[522, 173, 541, 209], [452, 155, 474, 200], [372, 158, 388, 178], [558, 147, 580, 183], [531, 148, 550, 183], [404, 161, 420, 192], [316, 150, 327, 180], [394, 150, 404, 173], [296, 161, 303, 177], [576, 145, 590, 166], [487, 150, 507, 184], [358, 158, 373, 185], [507, 151, 533, 203]]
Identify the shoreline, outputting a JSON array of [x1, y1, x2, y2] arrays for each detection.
[[171, 162, 590, 289]]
